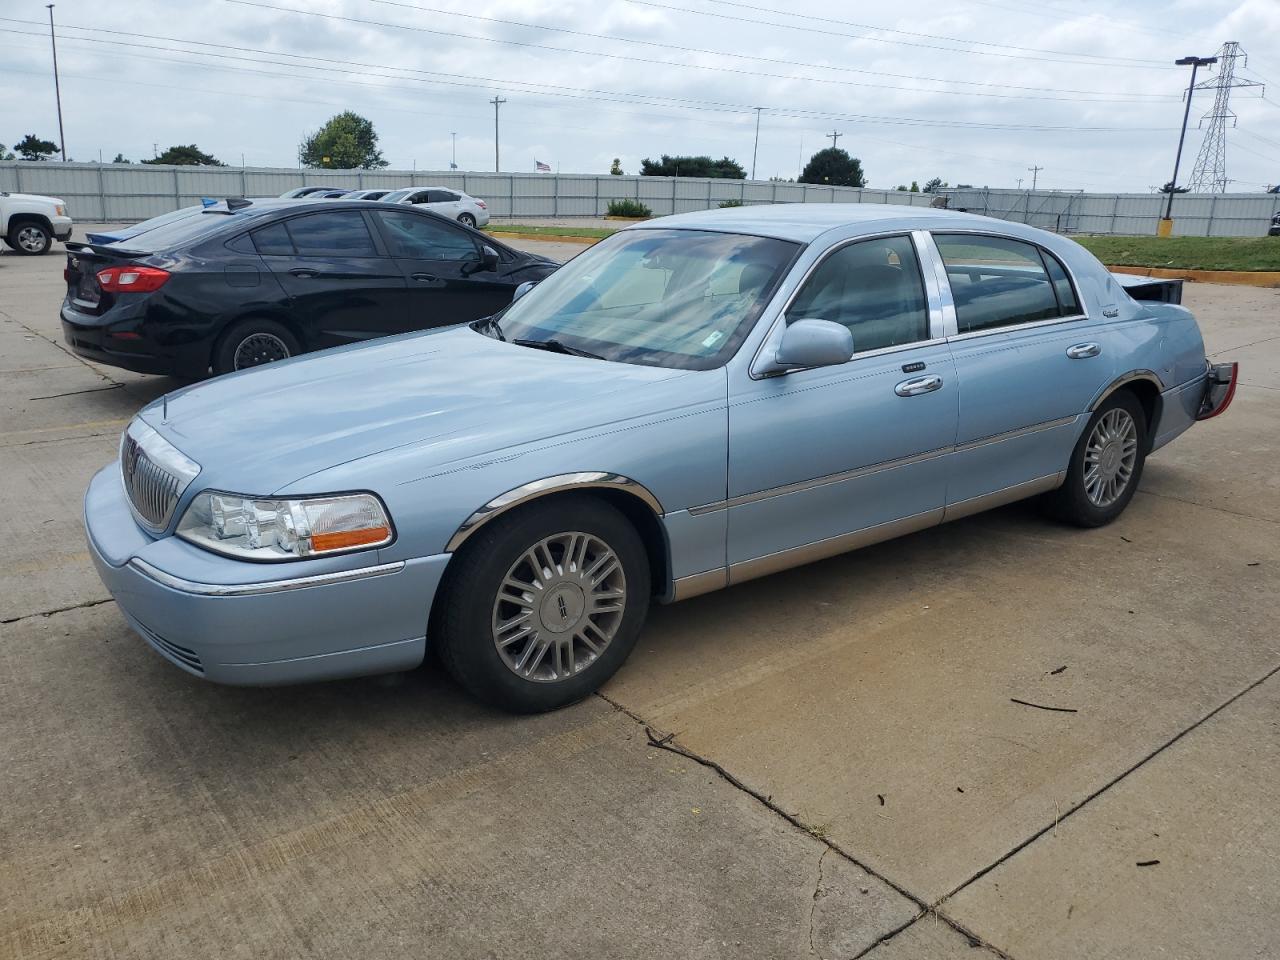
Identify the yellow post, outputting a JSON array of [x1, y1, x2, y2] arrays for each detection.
[[1157, 218, 1174, 237]]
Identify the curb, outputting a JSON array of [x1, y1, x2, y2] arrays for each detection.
[[1105, 264, 1280, 288], [487, 231, 602, 245]]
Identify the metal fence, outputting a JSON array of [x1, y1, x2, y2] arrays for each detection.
[[3, 162, 1278, 236]]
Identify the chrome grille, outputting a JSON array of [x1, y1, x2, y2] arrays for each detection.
[[120, 420, 200, 532]]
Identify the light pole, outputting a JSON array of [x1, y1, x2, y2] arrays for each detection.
[[46, 4, 66, 161], [489, 96, 506, 173], [450, 131, 457, 170], [750, 106, 763, 180], [1163, 54, 1217, 229]]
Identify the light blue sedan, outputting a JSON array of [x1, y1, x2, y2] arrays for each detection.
[[84, 205, 1237, 712]]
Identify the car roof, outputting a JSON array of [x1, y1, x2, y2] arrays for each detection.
[[632, 202, 1040, 244]]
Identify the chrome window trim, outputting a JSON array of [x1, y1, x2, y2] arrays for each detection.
[[914, 230, 959, 339], [445, 472, 664, 553], [129, 558, 405, 597], [748, 229, 939, 380]]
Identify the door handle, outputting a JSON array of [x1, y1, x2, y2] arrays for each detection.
[[411, 272, 438, 282], [1066, 342, 1101, 359], [288, 268, 318, 279], [895, 374, 944, 397]]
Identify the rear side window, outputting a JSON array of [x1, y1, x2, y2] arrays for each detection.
[[1042, 253, 1081, 315], [935, 234, 1063, 333], [284, 211, 378, 256], [252, 222, 293, 256], [426, 190, 460, 203]]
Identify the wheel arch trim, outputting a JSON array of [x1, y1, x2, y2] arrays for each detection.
[[1088, 369, 1164, 412], [444, 472, 665, 553]]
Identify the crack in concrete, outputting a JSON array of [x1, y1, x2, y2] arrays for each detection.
[[807, 846, 829, 959], [594, 691, 1011, 959], [29, 383, 125, 401], [1136, 488, 1280, 526], [1, 597, 114, 626]]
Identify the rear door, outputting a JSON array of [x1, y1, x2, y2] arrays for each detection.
[[371, 208, 513, 328], [255, 209, 407, 347]]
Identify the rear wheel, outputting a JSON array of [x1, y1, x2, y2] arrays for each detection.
[[1043, 391, 1147, 527], [435, 496, 650, 713], [457, 213, 477, 228], [7, 220, 52, 255], [213, 318, 300, 375]]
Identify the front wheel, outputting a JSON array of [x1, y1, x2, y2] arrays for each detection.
[[212, 318, 301, 375], [1044, 391, 1147, 527], [8, 220, 52, 255], [435, 496, 651, 713], [457, 213, 477, 227]]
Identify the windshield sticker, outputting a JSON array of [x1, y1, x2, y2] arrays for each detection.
[[701, 330, 724, 349]]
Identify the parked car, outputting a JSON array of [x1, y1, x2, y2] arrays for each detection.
[[1, 190, 73, 254], [381, 186, 490, 227], [278, 186, 338, 199], [84, 204, 1236, 712], [60, 198, 556, 377], [340, 189, 391, 201], [1268, 211, 1280, 237]]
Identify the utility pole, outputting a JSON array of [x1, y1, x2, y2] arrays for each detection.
[[46, 5, 66, 161], [1016, 178, 1023, 190], [450, 131, 457, 170], [1186, 43, 1261, 193], [750, 107, 764, 181], [826, 130, 842, 149], [1163, 54, 1218, 226], [1027, 165, 1043, 190], [490, 96, 506, 173]]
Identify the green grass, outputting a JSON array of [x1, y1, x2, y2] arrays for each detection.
[[1071, 235, 1280, 272], [485, 224, 616, 239]]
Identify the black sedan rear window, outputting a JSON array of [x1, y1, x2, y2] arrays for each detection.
[[109, 210, 241, 253]]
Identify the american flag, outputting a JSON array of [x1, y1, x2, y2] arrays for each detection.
[[535, 159, 551, 172]]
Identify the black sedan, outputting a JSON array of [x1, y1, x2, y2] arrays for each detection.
[[60, 199, 558, 377]]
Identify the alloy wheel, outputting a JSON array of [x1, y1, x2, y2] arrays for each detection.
[[16, 226, 47, 252], [232, 332, 291, 370], [491, 531, 626, 683], [1083, 408, 1138, 507]]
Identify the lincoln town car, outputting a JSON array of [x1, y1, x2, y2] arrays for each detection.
[[84, 205, 1237, 712]]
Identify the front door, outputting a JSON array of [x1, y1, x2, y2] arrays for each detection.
[[726, 233, 958, 580], [256, 209, 406, 348]]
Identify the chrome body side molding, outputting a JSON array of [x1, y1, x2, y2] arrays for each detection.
[[670, 567, 730, 602], [129, 558, 406, 597], [1089, 370, 1164, 411], [941, 473, 1065, 523], [445, 472, 665, 553]]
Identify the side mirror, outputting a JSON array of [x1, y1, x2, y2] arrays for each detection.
[[512, 279, 538, 303], [481, 245, 500, 272], [773, 319, 853, 370]]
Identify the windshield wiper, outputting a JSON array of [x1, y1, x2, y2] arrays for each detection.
[[470, 315, 505, 341], [513, 338, 605, 360]]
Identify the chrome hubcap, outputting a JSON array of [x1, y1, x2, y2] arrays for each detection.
[[491, 531, 626, 683], [1084, 408, 1138, 507], [233, 332, 290, 370], [17, 226, 46, 252]]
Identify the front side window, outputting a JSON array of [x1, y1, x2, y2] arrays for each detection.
[[935, 234, 1069, 333], [377, 210, 478, 260], [284, 211, 378, 257], [489, 228, 799, 370], [786, 235, 930, 353]]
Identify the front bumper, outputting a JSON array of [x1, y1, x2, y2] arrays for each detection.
[[53, 215, 73, 241], [85, 465, 448, 685]]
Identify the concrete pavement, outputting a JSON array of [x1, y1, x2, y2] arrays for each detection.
[[1, 229, 1277, 959]]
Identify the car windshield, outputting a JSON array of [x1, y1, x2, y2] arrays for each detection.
[[488, 228, 799, 370]]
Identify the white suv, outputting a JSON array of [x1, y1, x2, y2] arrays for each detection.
[[1, 191, 73, 255], [380, 186, 490, 227]]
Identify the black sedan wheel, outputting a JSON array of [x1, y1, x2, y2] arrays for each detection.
[[213, 318, 301, 375]]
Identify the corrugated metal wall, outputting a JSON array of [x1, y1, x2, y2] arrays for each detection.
[[2, 162, 1278, 236]]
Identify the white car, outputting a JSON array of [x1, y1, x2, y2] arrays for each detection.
[[380, 186, 490, 227], [1, 191, 73, 255]]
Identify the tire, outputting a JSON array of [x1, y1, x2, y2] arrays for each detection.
[[7, 220, 52, 255], [212, 318, 301, 376], [457, 213, 477, 228], [435, 495, 651, 713], [1043, 390, 1147, 527]]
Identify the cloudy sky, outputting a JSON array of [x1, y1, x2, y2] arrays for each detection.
[[2, 0, 1277, 191]]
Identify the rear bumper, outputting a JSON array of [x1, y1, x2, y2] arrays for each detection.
[[61, 303, 210, 377], [84, 466, 448, 685]]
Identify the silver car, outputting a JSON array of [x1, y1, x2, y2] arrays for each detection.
[[381, 186, 490, 227]]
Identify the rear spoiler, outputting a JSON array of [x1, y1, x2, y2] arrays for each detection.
[[1111, 272, 1183, 305], [64, 240, 149, 258]]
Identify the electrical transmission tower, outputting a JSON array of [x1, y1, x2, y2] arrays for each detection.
[[1185, 42, 1264, 193]]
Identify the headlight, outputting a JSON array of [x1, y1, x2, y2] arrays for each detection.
[[176, 491, 393, 561], [55, 204, 66, 217]]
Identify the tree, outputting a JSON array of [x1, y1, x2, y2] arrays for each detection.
[[922, 177, 946, 193], [895, 185, 908, 191], [639, 154, 746, 179], [1159, 181, 1190, 194], [799, 147, 865, 188], [13, 134, 59, 161], [0, 147, 13, 161], [910, 180, 920, 192], [112, 153, 131, 164], [609, 158, 623, 175], [143, 144, 224, 166], [298, 112, 387, 169]]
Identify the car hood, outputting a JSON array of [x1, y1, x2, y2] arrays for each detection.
[[140, 327, 699, 495], [4, 192, 65, 206]]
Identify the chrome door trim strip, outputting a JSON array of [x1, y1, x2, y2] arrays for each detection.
[[946, 313, 1088, 343], [941, 472, 1065, 523], [914, 230, 958, 339], [669, 567, 729, 602], [129, 559, 406, 597], [952, 415, 1078, 453], [446, 472, 664, 553], [728, 508, 945, 586], [687, 445, 953, 516]]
